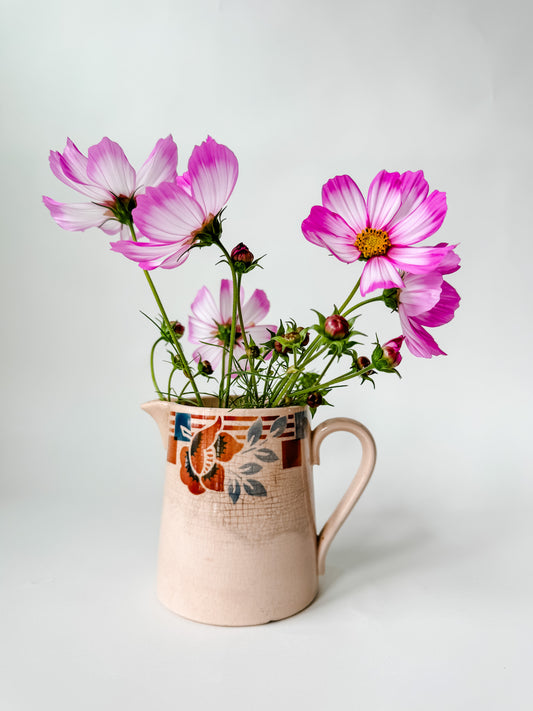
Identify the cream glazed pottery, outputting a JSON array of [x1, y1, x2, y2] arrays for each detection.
[[143, 398, 376, 626]]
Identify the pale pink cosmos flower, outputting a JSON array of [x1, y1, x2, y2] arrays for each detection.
[[188, 279, 275, 368], [43, 136, 178, 238], [397, 244, 461, 358], [111, 137, 238, 270], [302, 170, 450, 297]]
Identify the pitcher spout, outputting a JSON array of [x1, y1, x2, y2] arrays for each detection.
[[141, 400, 172, 448]]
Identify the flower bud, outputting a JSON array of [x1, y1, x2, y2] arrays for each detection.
[[230, 242, 254, 266], [246, 344, 260, 358], [198, 359, 213, 375], [170, 320, 185, 338], [324, 314, 350, 340], [298, 327, 310, 347], [274, 340, 289, 355], [382, 337, 404, 367], [284, 330, 301, 344], [356, 356, 371, 370], [306, 392, 323, 408], [283, 327, 309, 348]]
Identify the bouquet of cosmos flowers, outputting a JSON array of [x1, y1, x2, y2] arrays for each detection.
[[43, 135, 461, 411]]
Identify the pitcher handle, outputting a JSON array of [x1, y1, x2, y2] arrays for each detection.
[[311, 417, 376, 575]]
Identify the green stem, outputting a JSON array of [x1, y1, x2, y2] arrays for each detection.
[[236, 272, 259, 402], [289, 365, 375, 399], [344, 295, 385, 316], [215, 241, 258, 407], [150, 337, 165, 399], [317, 354, 336, 383], [338, 277, 361, 314], [127, 220, 202, 406], [219, 345, 227, 407], [260, 357, 274, 406], [167, 366, 179, 400]]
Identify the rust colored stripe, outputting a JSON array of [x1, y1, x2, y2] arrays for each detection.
[[167, 436, 177, 465], [223, 415, 262, 421]]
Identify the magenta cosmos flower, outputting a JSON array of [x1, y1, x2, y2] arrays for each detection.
[[43, 136, 177, 238], [110, 137, 238, 270], [396, 244, 461, 358], [302, 170, 450, 297], [188, 279, 275, 368]]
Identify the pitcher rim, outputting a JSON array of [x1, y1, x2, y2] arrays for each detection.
[[147, 397, 310, 416]]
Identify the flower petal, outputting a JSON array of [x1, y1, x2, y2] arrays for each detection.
[[434, 243, 461, 275], [136, 135, 178, 190], [133, 182, 204, 242], [387, 244, 449, 274], [43, 196, 113, 232], [399, 271, 443, 317], [219, 279, 235, 323], [321, 175, 368, 234], [241, 289, 270, 325], [360, 256, 403, 297], [190, 285, 219, 327], [400, 311, 446, 358], [87, 137, 136, 197], [188, 313, 216, 340], [302, 206, 359, 262], [367, 170, 402, 230], [389, 170, 429, 226], [389, 190, 447, 246], [109, 238, 190, 270], [416, 281, 460, 327], [188, 136, 239, 217], [192, 342, 224, 368], [175, 171, 193, 196], [246, 324, 277, 348], [49, 141, 109, 201]]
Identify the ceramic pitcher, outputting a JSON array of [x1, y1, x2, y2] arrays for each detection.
[[143, 398, 376, 626]]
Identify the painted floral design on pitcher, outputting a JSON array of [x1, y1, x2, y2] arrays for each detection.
[[167, 409, 309, 503]]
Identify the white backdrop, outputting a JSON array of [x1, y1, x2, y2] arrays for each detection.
[[2, 0, 532, 709]]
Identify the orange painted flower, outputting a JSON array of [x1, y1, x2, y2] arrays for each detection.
[[179, 417, 244, 495]]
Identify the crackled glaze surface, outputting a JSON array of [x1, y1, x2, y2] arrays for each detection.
[[143, 400, 376, 626]]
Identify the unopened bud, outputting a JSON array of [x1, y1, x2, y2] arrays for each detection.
[[284, 330, 301, 344], [274, 340, 289, 355], [306, 392, 323, 408], [230, 242, 254, 265], [324, 314, 350, 340], [382, 337, 404, 367], [283, 327, 309, 348], [170, 320, 185, 338], [356, 356, 371, 370], [372, 336, 404, 372], [198, 359, 213, 375], [246, 344, 260, 358], [298, 327, 310, 347]]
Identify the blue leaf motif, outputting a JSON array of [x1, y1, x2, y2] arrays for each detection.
[[255, 448, 278, 462], [228, 480, 241, 504], [270, 416, 287, 438], [240, 462, 262, 476], [243, 479, 267, 497], [247, 418, 263, 445]]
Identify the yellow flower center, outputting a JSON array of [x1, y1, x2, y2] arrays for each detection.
[[355, 228, 391, 259]]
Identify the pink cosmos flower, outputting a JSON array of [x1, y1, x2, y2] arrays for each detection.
[[302, 170, 449, 297], [110, 137, 238, 270], [397, 244, 461, 358], [43, 136, 178, 238], [188, 279, 275, 368]]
